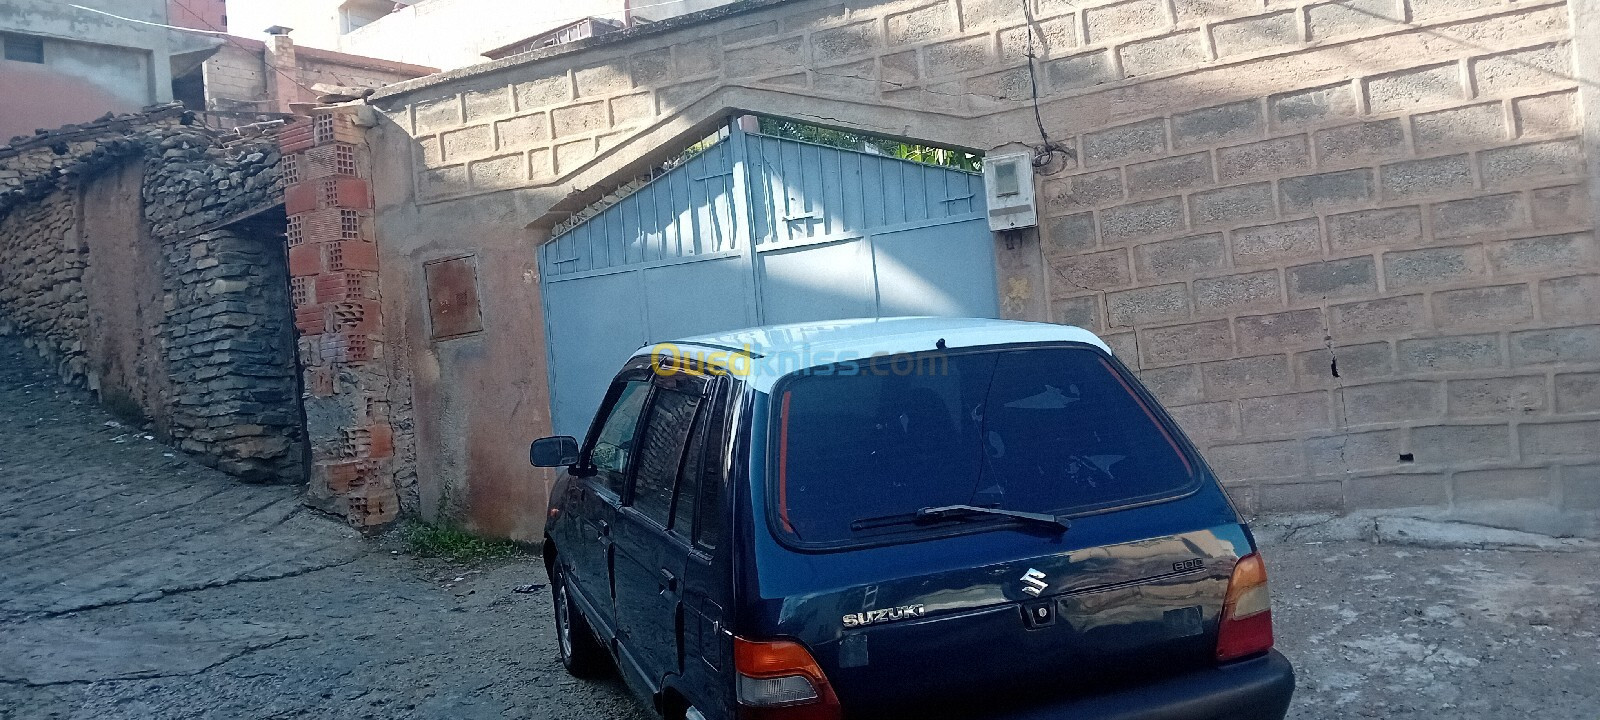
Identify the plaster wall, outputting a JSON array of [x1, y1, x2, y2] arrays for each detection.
[[366, 0, 1600, 539]]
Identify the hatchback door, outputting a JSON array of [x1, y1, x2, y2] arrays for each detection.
[[745, 344, 1253, 716]]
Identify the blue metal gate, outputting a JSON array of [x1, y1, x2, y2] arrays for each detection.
[[539, 121, 997, 436]]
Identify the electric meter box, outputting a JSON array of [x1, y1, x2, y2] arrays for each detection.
[[982, 152, 1038, 231]]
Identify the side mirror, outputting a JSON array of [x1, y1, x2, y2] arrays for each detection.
[[530, 436, 580, 467]]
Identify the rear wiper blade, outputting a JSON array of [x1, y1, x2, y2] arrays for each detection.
[[915, 505, 1071, 532]]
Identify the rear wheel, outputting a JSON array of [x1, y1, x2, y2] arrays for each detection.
[[552, 563, 609, 678]]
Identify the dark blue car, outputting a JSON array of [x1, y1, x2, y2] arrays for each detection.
[[533, 318, 1294, 720]]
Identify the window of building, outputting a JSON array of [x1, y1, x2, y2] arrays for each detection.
[[3, 34, 45, 64]]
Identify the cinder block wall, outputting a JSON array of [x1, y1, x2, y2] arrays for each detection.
[[366, 0, 1599, 538]]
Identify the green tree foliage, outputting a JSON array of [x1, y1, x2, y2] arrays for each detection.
[[756, 117, 983, 172]]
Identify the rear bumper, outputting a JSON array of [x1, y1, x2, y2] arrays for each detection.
[[987, 651, 1295, 720]]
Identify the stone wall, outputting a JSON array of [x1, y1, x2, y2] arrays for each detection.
[[0, 107, 305, 483], [364, 0, 1600, 538]]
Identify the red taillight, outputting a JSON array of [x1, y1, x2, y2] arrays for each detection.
[[1216, 553, 1274, 662], [734, 637, 842, 720]]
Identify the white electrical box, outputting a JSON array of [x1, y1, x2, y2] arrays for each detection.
[[982, 152, 1037, 231]]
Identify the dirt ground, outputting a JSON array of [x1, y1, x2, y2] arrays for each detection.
[[0, 333, 1594, 719]]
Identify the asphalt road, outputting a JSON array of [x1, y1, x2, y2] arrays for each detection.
[[0, 334, 1594, 719]]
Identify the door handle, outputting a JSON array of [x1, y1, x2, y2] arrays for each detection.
[[659, 569, 679, 593]]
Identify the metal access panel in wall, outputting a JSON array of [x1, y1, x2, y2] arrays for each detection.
[[539, 122, 998, 437]]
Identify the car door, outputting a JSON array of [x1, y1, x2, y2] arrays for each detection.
[[612, 370, 713, 693], [676, 377, 736, 720], [566, 372, 653, 639]]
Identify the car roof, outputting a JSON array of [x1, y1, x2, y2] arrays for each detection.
[[633, 317, 1113, 393]]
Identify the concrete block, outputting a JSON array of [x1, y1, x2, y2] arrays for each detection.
[[440, 125, 493, 162], [1108, 283, 1192, 327], [1560, 465, 1600, 509], [1306, 428, 1403, 473], [1202, 354, 1293, 399], [1471, 43, 1572, 96], [1397, 333, 1503, 373], [1314, 118, 1405, 166], [624, 48, 673, 88], [1120, 30, 1207, 77], [1140, 364, 1204, 406], [924, 35, 991, 77], [1455, 468, 1550, 502], [1287, 256, 1378, 302], [1448, 375, 1547, 417], [1510, 326, 1600, 366], [1237, 309, 1326, 353], [1327, 207, 1423, 253], [1308, 0, 1403, 40], [469, 153, 529, 190], [1174, 101, 1265, 150], [1127, 153, 1214, 197], [1380, 155, 1473, 200], [1207, 439, 1307, 480], [726, 37, 807, 78], [1195, 270, 1282, 315], [1043, 169, 1123, 213], [1086, 0, 1169, 43], [1279, 169, 1374, 213], [1189, 183, 1275, 229], [1241, 391, 1332, 436], [1103, 331, 1139, 359], [1001, 15, 1078, 63], [1539, 274, 1600, 323], [1141, 320, 1235, 365], [494, 113, 548, 150], [1366, 63, 1464, 114], [1135, 233, 1226, 281], [1519, 420, 1600, 459], [673, 37, 722, 76], [815, 60, 880, 96], [1411, 103, 1504, 154], [722, 21, 778, 45], [1431, 193, 1529, 238], [1051, 295, 1103, 332], [1217, 136, 1310, 182], [1231, 218, 1322, 267], [554, 138, 596, 174], [1052, 248, 1131, 289], [514, 76, 572, 113], [1432, 284, 1533, 329], [812, 20, 879, 64], [1531, 185, 1588, 227], [551, 101, 606, 138], [1408, 0, 1499, 21], [1045, 212, 1099, 255], [1212, 11, 1300, 59], [1487, 234, 1595, 276], [1295, 342, 1393, 388], [881, 50, 919, 85], [1046, 50, 1116, 93], [1258, 481, 1344, 512], [958, 0, 1018, 28], [658, 78, 716, 110], [887, 3, 956, 46], [1343, 380, 1442, 424], [463, 87, 512, 122], [1383, 245, 1485, 290], [1100, 197, 1187, 245], [1169, 401, 1239, 441], [1514, 90, 1578, 137], [610, 93, 653, 127], [1479, 139, 1585, 188], [1174, 0, 1260, 23], [1083, 119, 1168, 167], [1347, 473, 1448, 509], [574, 62, 633, 97], [1270, 83, 1359, 129]]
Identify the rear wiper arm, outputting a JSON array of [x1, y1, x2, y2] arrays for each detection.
[[915, 505, 1071, 532]]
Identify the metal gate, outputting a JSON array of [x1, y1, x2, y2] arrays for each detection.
[[539, 121, 998, 436]]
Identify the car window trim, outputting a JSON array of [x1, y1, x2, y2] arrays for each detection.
[[759, 341, 1209, 553], [581, 371, 656, 503]]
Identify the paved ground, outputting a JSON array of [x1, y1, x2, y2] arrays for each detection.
[[0, 333, 1594, 719]]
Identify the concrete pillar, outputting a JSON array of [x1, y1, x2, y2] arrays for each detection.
[[264, 27, 300, 115]]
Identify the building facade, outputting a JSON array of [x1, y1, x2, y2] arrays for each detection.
[[346, 0, 1600, 540]]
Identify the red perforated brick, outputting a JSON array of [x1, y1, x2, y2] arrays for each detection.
[[329, 300, 380, 334], [290, 276, 314, 307], [294, 305, 325, 334], [279, 120, 314, 154], [285, 182, 317, 214], [322, 460, 365, 493], [288, 243, 322, 277], [282, 153, 301, 186], [327, 241, 379, 272], [368, 424, 394, 459]]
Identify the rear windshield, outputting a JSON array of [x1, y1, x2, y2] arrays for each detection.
[[770, 346, 1199, 547]]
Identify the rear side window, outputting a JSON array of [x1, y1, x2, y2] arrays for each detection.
[[771, 347, 1199, 546], [630, 389, 701, 527]]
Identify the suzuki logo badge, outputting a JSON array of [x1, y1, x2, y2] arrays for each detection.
[[1021, 568, 1048, 597]]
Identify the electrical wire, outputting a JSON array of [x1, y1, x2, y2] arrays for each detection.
[[1021, 0, 1074, 176]]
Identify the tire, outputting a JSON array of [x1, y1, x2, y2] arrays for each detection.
[[552, 563, 610, 678]]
